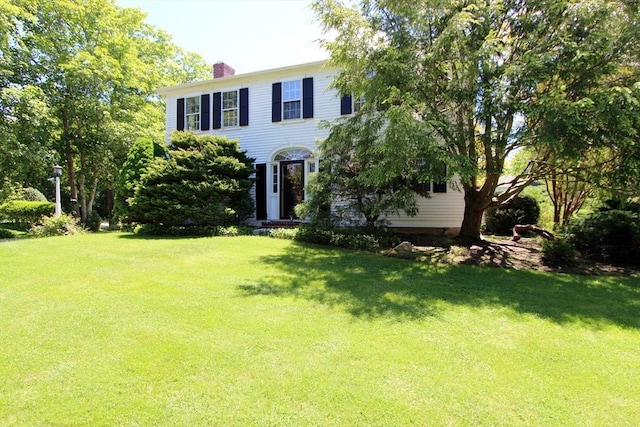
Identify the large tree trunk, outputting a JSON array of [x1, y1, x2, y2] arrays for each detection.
[[458, 187, 491, 242], [64, 138, 80, 218]]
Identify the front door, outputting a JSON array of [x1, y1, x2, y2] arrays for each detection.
[[280, 160, 304, 219]]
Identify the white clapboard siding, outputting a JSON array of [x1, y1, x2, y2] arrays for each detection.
[[160, 62, 338, 164], [383, 188, 466, 229], [158, 60, 465, 230]]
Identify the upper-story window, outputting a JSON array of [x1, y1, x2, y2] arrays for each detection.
[[272, 78, 313, 122], [177, 94, 209, 132], [353, 96, 365, 113], [353, 96, 366, 113], [222, 90, 238, 127], [282, 81, 302, 120], [186, 96, 200, 130], [212, 88, 248, 129], [340, 94, 366, 115]]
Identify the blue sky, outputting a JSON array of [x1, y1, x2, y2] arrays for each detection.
[[117, 0, 329, 75]]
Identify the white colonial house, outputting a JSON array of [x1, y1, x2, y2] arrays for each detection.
[[157, 60, 464, 234]]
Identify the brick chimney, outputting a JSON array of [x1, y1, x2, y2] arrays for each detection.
[[213, 61, 235, 79]]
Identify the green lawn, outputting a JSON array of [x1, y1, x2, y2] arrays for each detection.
[[1, 233, 639, 426]]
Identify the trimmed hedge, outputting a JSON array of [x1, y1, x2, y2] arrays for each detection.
[[133, 224, 255, 237], [292, 225, 401, 251], [0, 200, 55, 228]]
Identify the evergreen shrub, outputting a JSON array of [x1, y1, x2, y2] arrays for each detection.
[[128, 132, 255, 228], [21, 187, 48, 201], [87, 211, 102, 232], [564, 208, 640, 265], [484, 195, 540, 235], [541, 238, 578, 266]]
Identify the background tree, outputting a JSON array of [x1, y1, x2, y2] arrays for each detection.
[[0, 86, 56, 200], [128, 132, 255, 227], [112, 136, 166, 223], [312, 0, 640, 240], [3, 0, 210, 222]]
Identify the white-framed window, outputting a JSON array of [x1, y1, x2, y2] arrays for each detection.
[[222, 90, 238, 127], [282, 80, 301, 120], [353, 96, 366, 113], [272, 164, 278, 193], [186, 96, 200, 131]]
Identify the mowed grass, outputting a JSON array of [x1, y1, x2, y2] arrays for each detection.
[[0, 233, 639, 426]]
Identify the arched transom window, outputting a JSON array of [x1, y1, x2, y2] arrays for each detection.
[[274, 149, 312, 161]]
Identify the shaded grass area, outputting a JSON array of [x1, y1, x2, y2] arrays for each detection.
[[242, 242, 640, 328], [1, 233, 639, 426], [0, 223, 28, 239]]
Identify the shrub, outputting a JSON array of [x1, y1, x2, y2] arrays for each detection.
[[133, 223, 254, 237], [268, 228, 299, 240], [20, 187, 48, 201], [128, 132, 255, 227], [0, 200, 55, 228], [564, 209, 640, 265], [293, 224, 400, 251], [541, 238, 578, 266], [0, 228, 15, 239], [28, 214, 84, 238], [484, 195, 540, 235], [87, 211, 102, 232]]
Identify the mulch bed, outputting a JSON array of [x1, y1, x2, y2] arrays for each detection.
[[385, 235, 639, 277]]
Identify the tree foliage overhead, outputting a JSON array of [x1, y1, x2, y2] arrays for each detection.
[[312, 0, 640, 240], [1, 0, 211, 219], [128, 132, 255, 227]]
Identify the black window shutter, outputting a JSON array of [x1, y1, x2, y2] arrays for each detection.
[[272, 83, 282, 122], [302, 77, 314, 118], [176, 98, 185, 131], [212, 92, 222, 129], [239, 88, 249, 126], [255, 163, 267, 220], [200, 94, 210, 131], [340, 94, 352, 115], [432, 163, 447, 193]]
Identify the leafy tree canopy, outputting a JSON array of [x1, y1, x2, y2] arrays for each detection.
[[312, 0, 640, 240], [1, 0, 211, 221]]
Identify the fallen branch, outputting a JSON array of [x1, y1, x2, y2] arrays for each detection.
[[512, 224, 555, 241]]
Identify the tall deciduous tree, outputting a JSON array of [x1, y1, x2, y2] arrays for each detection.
[[313, 0, 640, 240], [0, 86, 56, 199], [3, 0, 210, 222]]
